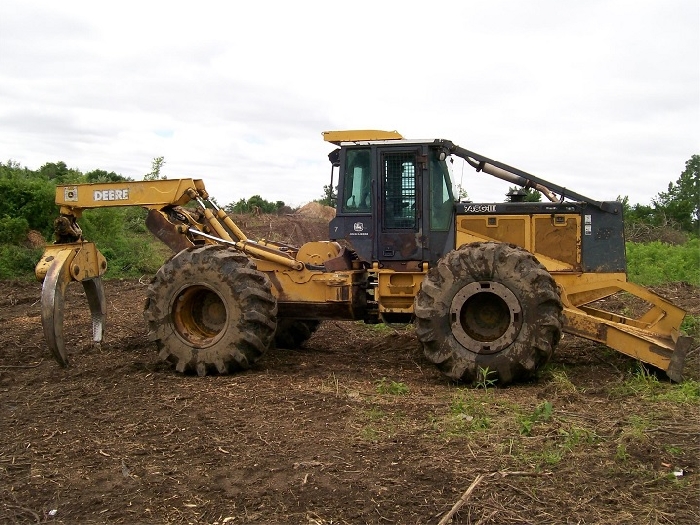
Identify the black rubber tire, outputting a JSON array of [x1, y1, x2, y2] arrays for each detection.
[[274, 319, 321, 349], [143, 245, 277, 376], [414, 242, 563, 385]]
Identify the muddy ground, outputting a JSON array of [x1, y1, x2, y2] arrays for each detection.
[[1, 269, 699, 523]]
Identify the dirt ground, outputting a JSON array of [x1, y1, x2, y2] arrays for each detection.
[[1, 217, 699, 524]]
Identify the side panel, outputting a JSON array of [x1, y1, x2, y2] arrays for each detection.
[[455, 206, 582, 272], [454, 201, 625, 273], [579, 202, 626, 272]]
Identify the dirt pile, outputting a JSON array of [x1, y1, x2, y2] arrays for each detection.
[[229, 213, 331, 247], [24, 230, 46, 249], [296, 202, 336, 221]]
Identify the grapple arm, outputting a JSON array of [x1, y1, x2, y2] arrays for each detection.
[[36, 178, 306, 367], [34, 178, 206, 366]]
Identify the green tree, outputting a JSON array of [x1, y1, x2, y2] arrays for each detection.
[[653, 155, 699, 233], [85, 169, 130, 183], [225, 195, 284, 214], [455, 183, 469, 201], [0, 162, 57, 238], [38, 161, 83, 183], [316, 184, 337, 207], [617, 195, 656, 226], [144, 156, 166, 181], [507, 186, 541, 202]]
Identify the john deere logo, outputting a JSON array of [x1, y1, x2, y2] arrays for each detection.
[[64, 186, 79, 202], [93, 188, 130, 201], [353, 222, 364, 232]]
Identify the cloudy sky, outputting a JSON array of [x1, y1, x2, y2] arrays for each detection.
[[1, 0, 698, 208]]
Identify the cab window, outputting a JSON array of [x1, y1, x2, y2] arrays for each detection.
[[342, 149, 371, 212], [429, 150, 454, 230], [383, 152, 417, 229]]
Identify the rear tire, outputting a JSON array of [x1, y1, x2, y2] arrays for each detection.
[[414, 242, 562, 385], [144, 245, 277, 375], [274, 319, 320, 349]]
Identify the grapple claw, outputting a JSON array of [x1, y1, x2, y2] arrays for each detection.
[[40, 248, 73, 366], [36, 242, 108, 367], [82, 277, 107, 347]]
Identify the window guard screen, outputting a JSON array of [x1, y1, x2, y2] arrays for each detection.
[[383, 152, 417, 229]]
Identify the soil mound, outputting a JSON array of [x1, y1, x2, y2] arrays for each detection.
[[296, 202, 336, 221], [24, 230, 46, 249]]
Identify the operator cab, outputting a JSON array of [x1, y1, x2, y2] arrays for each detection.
[[325, 131, 455, 268]]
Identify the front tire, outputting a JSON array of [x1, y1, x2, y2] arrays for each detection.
[[414, 242, 563, 385], [144, 245, 277, 376]]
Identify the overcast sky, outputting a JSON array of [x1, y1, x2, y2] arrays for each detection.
[[1, 0, 698, 208]]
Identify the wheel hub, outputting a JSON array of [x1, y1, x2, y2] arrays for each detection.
[[450, 281, 522, 354], [171, 285, 227, 348]]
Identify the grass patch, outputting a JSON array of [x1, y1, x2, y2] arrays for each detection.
[[656, 380, 700, 403], [356, 406, 406, 442], [680, 313, 700, 340], [429, 390, 493, 437], [626, 239, 700, 286], [608, 363, 700, 403], [558, 425, 598, 450], [546, 368, 579, 395]]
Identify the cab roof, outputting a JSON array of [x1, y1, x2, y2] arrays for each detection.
[[322, 130, 403, 145]]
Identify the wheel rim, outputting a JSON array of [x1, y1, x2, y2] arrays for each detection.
[[450, 281, 522, 355], [171, 285, 228, 348]]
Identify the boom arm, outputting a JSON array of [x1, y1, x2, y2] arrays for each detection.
[[442, 140, 615, 211]]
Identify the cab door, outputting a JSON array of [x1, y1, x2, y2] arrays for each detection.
[[376, 148, 424, 263]]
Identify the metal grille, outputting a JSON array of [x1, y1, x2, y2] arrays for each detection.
[[383, 153, 416, 229]]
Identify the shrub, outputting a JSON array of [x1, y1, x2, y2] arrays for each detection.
[[0, 216, 29, 245], [626, 239, 700, 286], [0, 245, 44, 280]]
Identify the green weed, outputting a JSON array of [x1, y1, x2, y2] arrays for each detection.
[[540, 448, 564, 466], [375, 378, 409, 396], [664, 445, 683, 457], [615, 443, 630, 462], [558, 426, 598, 450], [519, 401, 553, 436], [475, 366, 498, 391], [625, 415, 652, 442]]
